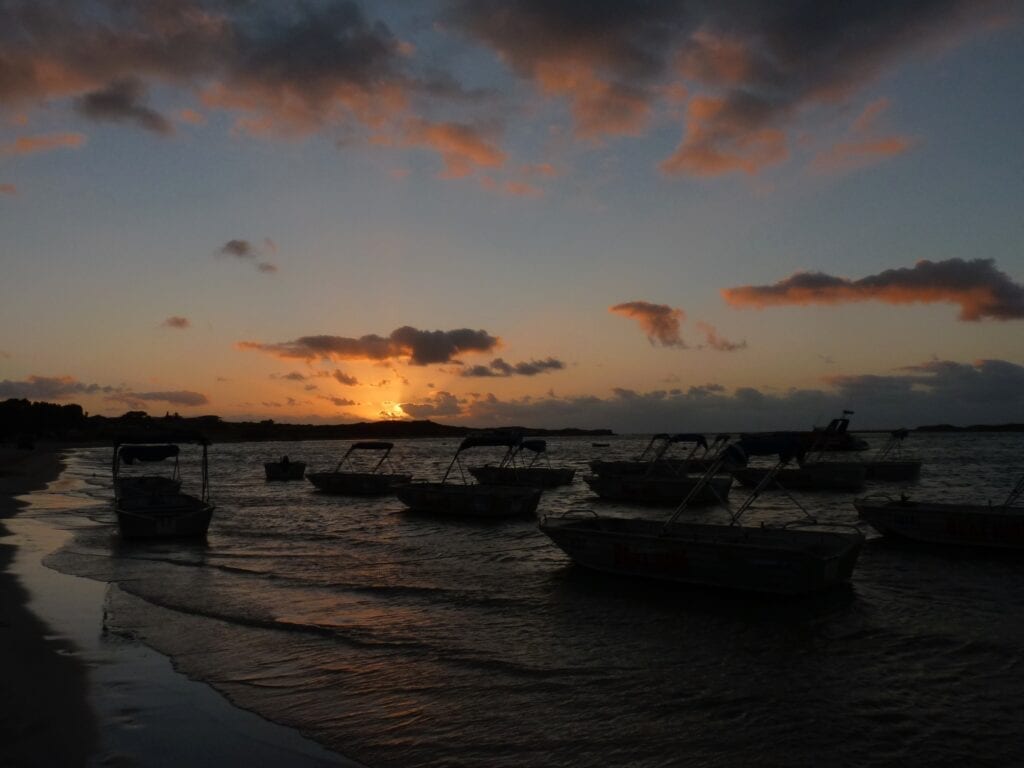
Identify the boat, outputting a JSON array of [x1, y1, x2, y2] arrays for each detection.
[[588, 432, 727, 479], [396, 435, 542, 518], [861, 428, 921, 481], [854, 476, 1024, 550], [468, 438, 575, 488], [264, 455, 306, 481], [540, 435, 864, 595], [113, 437, 214, 540], [584, 434, 733, 505], [306, 441, 412, 495], [734, 417, 867, 491], [733, 462, 867, 491], [800, 411, 870, 452]]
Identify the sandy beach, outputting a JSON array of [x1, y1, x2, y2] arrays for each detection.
[[0, 447, 355, 768]]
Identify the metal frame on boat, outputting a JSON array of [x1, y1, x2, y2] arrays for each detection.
[[396, 435, 542, 518], [468, 438, 575, 488], [855, 475, 1024, 550], [583, 434, 733, 506], [306, 441, 412, 495], [113, 435, 214, 540], [540, 435, 864, 595]]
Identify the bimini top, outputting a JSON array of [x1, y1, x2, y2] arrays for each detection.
[[456, 434, 523, 452], [736, 433, 806, 465], [118, 444, 179, 464]]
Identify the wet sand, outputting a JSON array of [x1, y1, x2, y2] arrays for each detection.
[[0, 446, 357, 767]]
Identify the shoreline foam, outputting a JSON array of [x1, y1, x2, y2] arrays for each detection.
[[1, 446, 357, 768]]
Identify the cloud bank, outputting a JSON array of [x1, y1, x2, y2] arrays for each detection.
[[722, 258, 1024, 321], [239, 325, 500, 365]]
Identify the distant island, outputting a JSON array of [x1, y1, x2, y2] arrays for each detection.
[[0, 398, 613, 444]]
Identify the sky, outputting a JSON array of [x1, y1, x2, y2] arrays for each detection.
[[1, 0, 1023, 432]]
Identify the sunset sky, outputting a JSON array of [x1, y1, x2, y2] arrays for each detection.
[[2, 1, 1023, 432]]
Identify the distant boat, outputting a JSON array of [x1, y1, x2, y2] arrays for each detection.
[[861, 428, 921, 481], [855, 475, 1024, 550], [264, 456, 306, 481], [802, 412, 870, 452], [540, 434, 864, 595], [396, 435, 542, 518], [733, 463, 867, 492], [307, 441, 411, 496], [469, 438, 575, 488], [113, 436, 214, 540]]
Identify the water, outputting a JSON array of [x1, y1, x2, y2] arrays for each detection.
[[31, 434, 1024, 767]]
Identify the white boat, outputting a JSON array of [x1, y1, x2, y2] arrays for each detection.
[[540, 435, 864, 595], [469, 438, 575, 488], [113, 437, 214, 540], [855, 476, 1024, 550], [396, 435, 542, 518], [307, 441, 411, 496]]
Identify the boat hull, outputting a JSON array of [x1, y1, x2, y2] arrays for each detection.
[[855, 498, 1024, 550], [539, 517, 862, 595], [734, 463, 867, 492], [115, 494, 213, 540], [264, 462, 306, 481], [307, 472, 411, 496], [583, 474, 732, 506], [862, 460, 921, 482], [396, 483, 542, 518], [469, 466, 575, 488], [587, 459, 688, 478]]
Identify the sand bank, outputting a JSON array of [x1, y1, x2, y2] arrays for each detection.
[[0, 447, 357, 767]]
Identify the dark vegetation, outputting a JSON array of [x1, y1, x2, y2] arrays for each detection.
[[0, 398, 613, 444]]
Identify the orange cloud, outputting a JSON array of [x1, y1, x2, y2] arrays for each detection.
[[0, 133, 87, 156], [813, 98, 917, 172], [660, 96, 788, 176], [176, 108, 207, 125], [694, 321, 746, 352], [610, 301, 686, 347], [722, 258, 1024, 321], [0, 184, 16, 196], [401, 119, 505, 178]]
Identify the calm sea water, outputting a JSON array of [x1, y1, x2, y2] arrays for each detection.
[[35, 434, 1024, 767]]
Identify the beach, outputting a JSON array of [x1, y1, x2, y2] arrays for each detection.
[[0, 447, 354, 768]]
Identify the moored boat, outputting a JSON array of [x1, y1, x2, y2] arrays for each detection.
[[469, 438, 575, 488], [583, 472, 733, 506], [733, 462, 867, 491], [396, 435, 542, 518], [113, 436, 214, 540], [540, 435, 864, 595], [264, 456, 306, 481], [855, 476, 1024, 550], [307, 441, 411, 495]]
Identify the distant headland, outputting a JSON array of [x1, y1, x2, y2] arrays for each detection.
[[0, 398, 613, 444]]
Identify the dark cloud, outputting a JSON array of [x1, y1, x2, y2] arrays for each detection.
[[74, 77, 173, 134], [460, 357, 565, 377], [0, 375, 116, 400], [400, 391, 463, 418], [723, 258, 1024, 321], [333, 369, 359, 386], [445, 357, 1024, 431], [217, 238, 279, 274], [108, 390, 210, 407], [220, 239, 256, 258], [610, 301, 686, 347], [163, 315, 190, 329], [447, 0, 1011, 174], [239, 326, 500, 365]]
